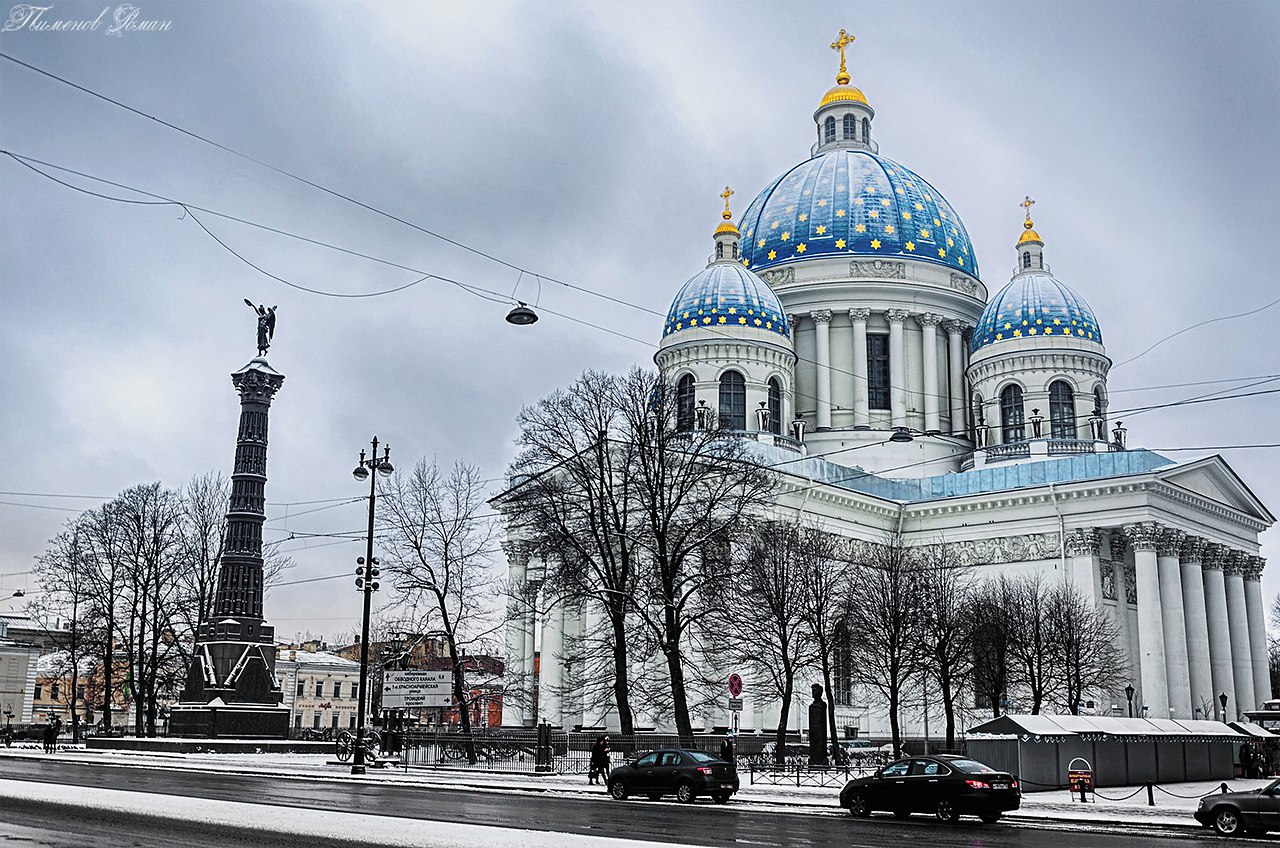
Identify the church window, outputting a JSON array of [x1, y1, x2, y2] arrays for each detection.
[[732, 241, 738, 259], [1000, 384, 1025, 442], [1093, 386, 1106, 417], [867, 334, 890, 409], [861, 117, 869, 142], [1049, 380, 1077, 439], [676, 374, 696, 432], [718, 370, 746, 430], [1022, 251, 1032, 269], [833, 619, 853, 706], [716, 242, 724, 259], [824, 116, 836, 143], [768, 378, 782, 434], [843, 114, 855, 140]]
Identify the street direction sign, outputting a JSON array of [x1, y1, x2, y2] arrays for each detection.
[[728, 673, 743, 697], [382, 670, 454, 708], [728, 698, 744, 711]]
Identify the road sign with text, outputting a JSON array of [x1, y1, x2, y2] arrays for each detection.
[[382, 670, 454, 708]]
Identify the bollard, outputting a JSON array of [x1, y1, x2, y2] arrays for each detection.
[[1146, 783, 1155, 806]]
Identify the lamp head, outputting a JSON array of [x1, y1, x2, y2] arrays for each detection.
[[505, 302, 539, 325], [1124, 683, 1135, 701], [352, 464, 370, 482], [377, 459, 394, 477], [889, 427, 914, 443]]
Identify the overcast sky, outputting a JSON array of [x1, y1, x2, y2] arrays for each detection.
[[2, 1, 1278, 642]]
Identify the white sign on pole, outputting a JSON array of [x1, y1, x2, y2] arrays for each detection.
[[382, 670, 454, 708]]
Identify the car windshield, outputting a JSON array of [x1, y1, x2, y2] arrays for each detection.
[[948, 759, 998, 774], [685, 751, 717, 763]]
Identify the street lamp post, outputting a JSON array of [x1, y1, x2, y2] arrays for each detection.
[[1125, 683, 1135, 718], [1220, 691, 1230, 723], [350, 437, 393, 775]]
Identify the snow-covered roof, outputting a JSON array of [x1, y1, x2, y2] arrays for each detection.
[[35, 650, 98, 676], [276, 649, 358, 668], [969, 713, 1244, 739]]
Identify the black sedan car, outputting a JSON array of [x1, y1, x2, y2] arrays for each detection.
[[1195, 780, 1280, 836], [607, 748, 739, 804], [839, 754, 1020, 824]]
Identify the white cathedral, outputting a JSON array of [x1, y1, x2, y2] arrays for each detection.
[[499, 35, 1274, 738]]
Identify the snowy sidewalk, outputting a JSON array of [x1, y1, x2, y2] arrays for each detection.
[[1, 744, 1258, 831]]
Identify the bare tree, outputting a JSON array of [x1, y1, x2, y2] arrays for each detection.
[[842, 531, 923, 756], [719, 520, 813, 763], [914, 544, 977, 749], [617, 368, 775, 744], [971, 577, 1017, 718], [176, 471, 229, 638], [1047, 581, 1127, 715], [1005, 574, 1060, 715], [794, 526, 848, 764], [503, 370, 643, 733], [378, 460, 500, 762]]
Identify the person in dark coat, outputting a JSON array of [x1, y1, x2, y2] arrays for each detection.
[[42, 722, 55, 754], [719, 733, 736, 765], [588, 735, 611, 785]]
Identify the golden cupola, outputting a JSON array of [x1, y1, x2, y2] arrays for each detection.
[[812, 29, 877, 155]]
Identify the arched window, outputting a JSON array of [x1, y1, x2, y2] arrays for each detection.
[[1000, 384, 1025, 443], [1049, 380, 1077, 439], [731, 241, 738, 259], [1022, 251, 1032, 269], [676, 375, 696, 432], [842, 114, 855, 140], [718, 370, 746, 430], [1093, 386, 1105, 417], [768, 378, 782, 434], [861, 117, 869, 142], [833, 619, 853, 706], [824, 115, 836, 143], [715, 242, 724, 259]]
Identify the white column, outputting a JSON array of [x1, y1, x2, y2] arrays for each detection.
[[561, 602, 582, 730], [1108, 534, 1136, 705], [1202, 545, 1236, 719], [1157, 529, 1192, 718], [1065, 528, 1102, 606], [885, 309, 909, 428], [1225, 553, 1256, 715], [523, 574, 542, 725], [540, 595, 564, 727], [811, 310, 833, 430], [849, 309, 870, 429], [945, 320, 966, 437], [501, 542, 529, 726], [1245, 557, 1272, 705], [1179, 537, 1214, 719], [917, 313, 942, 434], [1125, 523, 1168, 716]]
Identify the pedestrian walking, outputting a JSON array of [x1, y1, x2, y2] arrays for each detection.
[[719, 732, 736, 765], [42, 721, 55, 754], [588, 735, 611, 785]]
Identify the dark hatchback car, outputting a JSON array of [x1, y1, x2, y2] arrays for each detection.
[[1195, 779, 1280, 836], [607, 748, 739, 804], [839, 754, 1020, 824]]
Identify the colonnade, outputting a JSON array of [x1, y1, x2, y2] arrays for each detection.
[[1066, 524, 1269, 719], [789, 309, 970, 435]]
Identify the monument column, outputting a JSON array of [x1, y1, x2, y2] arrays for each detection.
[[945, 320, 966, 436], [1157, 528, 1191, 717], [811, 310, 833, 430], [1179, 537, 1214, 718], [885, 309, 909, 428], [917, 313, 942, 434], [1245, 557, 1272, 705], [1124, 522, 1168, 716], [849, 309, 870, 428], [501, 542, 530, 726], [1202, 544, 1236, 718], [1225, 552, 1256, 715]]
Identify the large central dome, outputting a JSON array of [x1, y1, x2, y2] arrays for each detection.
[[737, 150, 979, 279]]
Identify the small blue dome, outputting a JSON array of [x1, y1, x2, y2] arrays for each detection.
[[662, 263, 790, 340], [972, 271, 1102, 353], [738, 150, 978, 278]]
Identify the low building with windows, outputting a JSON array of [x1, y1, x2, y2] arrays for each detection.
[[494, 36, 1275, 742], [0, 617, 39, 724], [275, 648, 361, 733]]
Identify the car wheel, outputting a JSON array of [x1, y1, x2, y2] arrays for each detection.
[[713, 793, 731, 804], [1212, 807, 1243, 836], [892, 810, 911, 819], [846, 792, 872, 817], [676, 782, 697, 804], [935, 799, 960, 824], [608, 780, 628, 801], [978, 812, 1002, 825], [647, 793, 662, 801]]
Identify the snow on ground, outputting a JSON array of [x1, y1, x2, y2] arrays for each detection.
[[3, 745, 1265, 830], [0, 778, 697, 848]]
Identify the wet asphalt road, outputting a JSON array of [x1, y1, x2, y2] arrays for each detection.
[[0, 758, 1253, 847]]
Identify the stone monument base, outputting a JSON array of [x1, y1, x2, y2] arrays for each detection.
[[168, 702, 290, 739]]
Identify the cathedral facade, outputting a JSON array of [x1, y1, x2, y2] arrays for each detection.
[[499, 36, 1274, 739]]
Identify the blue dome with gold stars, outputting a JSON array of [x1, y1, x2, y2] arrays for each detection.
[[737, 150, 978, 278], [972, 270, 1102, 353], [662, 263, 790, 341]]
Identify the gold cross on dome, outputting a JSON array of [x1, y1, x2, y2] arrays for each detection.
[[720, 185, 734, 220], [1021, 194, 1036, 222], [830, 29, 855, 84]]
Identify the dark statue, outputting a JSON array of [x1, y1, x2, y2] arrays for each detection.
[[244, 299, 277, 356], [808, 683, 829, 767]]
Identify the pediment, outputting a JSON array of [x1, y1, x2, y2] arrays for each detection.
[[1155, 456, 1276, 524]]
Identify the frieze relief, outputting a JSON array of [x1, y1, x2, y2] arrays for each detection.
[[850, 259, 906, 279], [1124, 562, 1137, 604], [1101, 561, 1116, 600], [761, 267, 795, 286], [947, 532, 1062, 566], [949, 273, 979, 295]]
